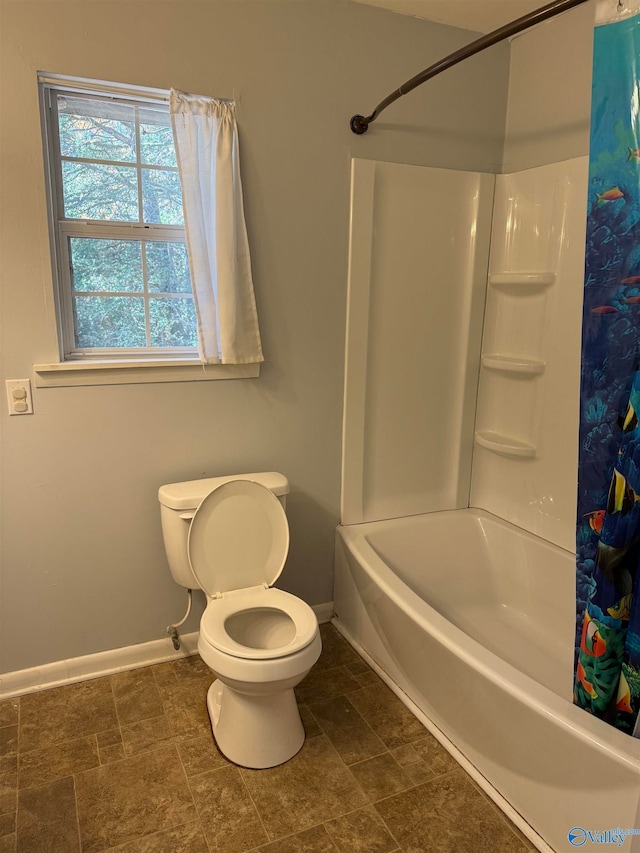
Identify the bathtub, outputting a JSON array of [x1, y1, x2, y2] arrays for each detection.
[[333, 508, 640, 853]]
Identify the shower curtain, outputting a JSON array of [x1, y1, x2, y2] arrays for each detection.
[[574, 3, 640, 737]]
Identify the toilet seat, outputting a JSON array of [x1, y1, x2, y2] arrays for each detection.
[[200, 586, 319, 660], [188, 479, 289, 595], [188, 479, 318, 661]]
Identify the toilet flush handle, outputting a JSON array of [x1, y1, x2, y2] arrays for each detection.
[[179, 511, 195, 520]]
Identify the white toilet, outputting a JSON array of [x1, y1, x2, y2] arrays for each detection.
[[158, 472, 322, 769]]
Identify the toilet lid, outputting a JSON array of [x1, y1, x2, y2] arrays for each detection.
[[187, 479, 289, 595]]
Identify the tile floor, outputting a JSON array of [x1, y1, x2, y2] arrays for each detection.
[[0, 624, 537, 852]]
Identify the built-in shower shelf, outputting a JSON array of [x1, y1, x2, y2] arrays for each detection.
[[481, 355, 545, 375], [489, 272, 556, 289], [474, 431, 536, 458]]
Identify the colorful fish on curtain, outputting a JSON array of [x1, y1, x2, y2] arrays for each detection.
[[574, 10, 640, 736]]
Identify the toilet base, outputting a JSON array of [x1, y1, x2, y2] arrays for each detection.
[[207, 679, 305, 769]]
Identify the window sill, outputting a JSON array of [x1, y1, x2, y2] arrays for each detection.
[[33, 359, 261, 388]]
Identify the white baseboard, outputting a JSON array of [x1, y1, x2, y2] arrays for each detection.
[[312, 600, 334, 625], [0, 601, 334, 700], [0, 632, 201, 701]]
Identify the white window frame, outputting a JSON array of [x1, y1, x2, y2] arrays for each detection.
[[41, 78, 198, 361], [35, 74, 259, 386]]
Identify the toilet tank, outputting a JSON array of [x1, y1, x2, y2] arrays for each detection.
[[158, 472, 290, 589]]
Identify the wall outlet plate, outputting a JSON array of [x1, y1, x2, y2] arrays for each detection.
[[6, 379, 34, 415]]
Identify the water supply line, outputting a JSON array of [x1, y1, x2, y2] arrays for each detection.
[[167, 589, 192, 650], [350, 0, 592, 135]]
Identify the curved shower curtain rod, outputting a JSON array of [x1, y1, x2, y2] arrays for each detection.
[[350, 0, 591, 134]]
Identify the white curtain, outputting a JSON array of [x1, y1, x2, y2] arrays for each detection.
[[170, 89, 263, 364]]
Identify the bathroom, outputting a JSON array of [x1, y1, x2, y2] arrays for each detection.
[[0, 0, 613, 850]]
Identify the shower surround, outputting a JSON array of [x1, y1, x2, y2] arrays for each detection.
[[334, 157, 640, 852]]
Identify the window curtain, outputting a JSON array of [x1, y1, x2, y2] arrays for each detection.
[[170, 89, 263, 364]]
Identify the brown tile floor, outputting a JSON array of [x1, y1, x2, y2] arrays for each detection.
[[0, 624, 537, 853]]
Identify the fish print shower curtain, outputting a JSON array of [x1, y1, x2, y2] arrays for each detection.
[[574, 5, 640, 736]]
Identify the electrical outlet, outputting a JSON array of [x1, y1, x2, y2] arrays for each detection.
[[6, 379, 33, 416]]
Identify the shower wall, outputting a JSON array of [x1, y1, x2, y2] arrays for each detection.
[[341, 6, 594, 545], [342, 156, 588, 540], [470, 158, 588, 550], [341, 158, 494, 524], [468, 3, 594, 547]]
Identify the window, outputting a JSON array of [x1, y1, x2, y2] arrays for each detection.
[[41, 81, 198, 360]]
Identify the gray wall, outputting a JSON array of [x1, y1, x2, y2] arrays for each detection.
[[502, 1, 594, 172], [0, 0, 509, 674]]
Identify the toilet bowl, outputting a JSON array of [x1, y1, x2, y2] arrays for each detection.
[[158, 473, 321, 769]]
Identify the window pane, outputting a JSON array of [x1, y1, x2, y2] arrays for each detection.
[[140, 119, 177, 167], [149, 298, 197, 347], [45, 86, 197, 356], [58, 95, 136, 162], [142, 169, 183, 225], [62, 162, 138, 221], [74, 296, 146, 348], [146, 242, 191, 293], [70, 238, 143, 293]]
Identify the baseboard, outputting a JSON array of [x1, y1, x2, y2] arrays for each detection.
[[0, 601, 334, 700], [0, 631, 201, 700], [312, 600, 334, 625]]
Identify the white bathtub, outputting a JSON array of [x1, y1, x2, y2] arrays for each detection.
[[333, 509, 640, 853]]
